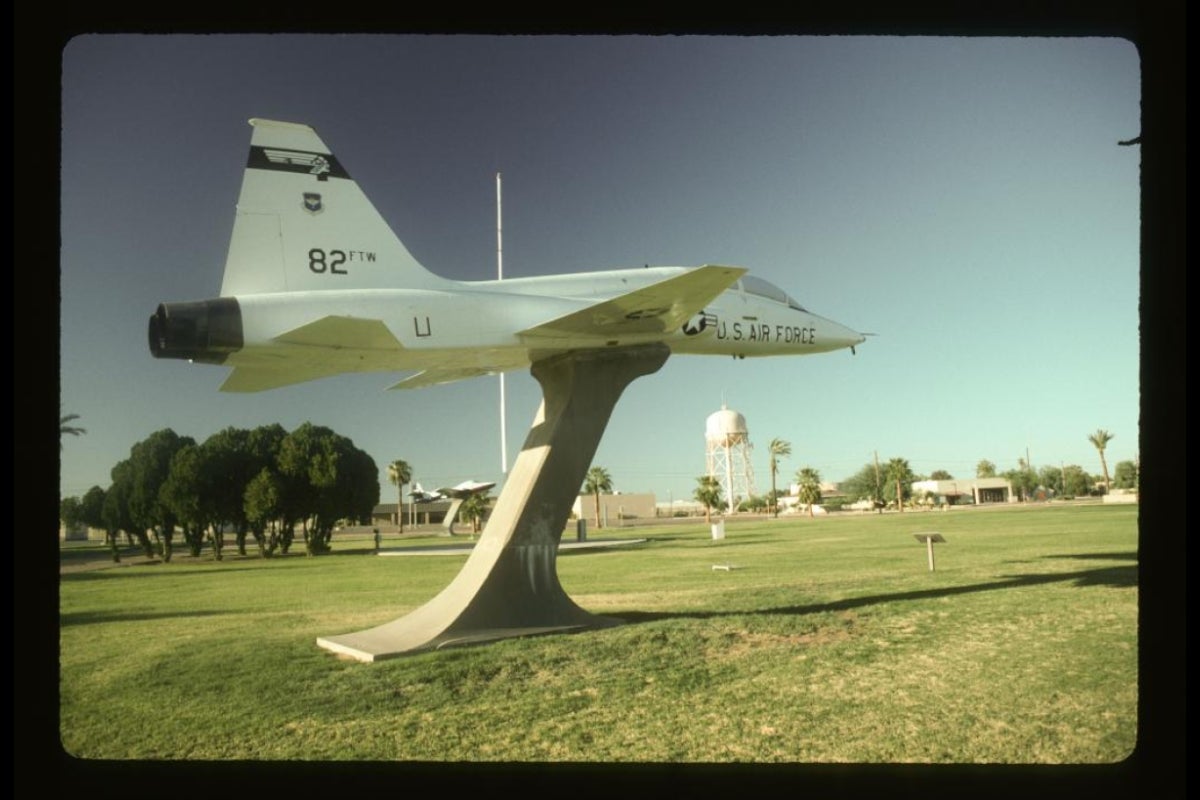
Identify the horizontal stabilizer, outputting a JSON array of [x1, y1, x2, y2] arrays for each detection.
[[519, 265, 745, 342], [219, 317, 403, 392], [273, 316, 403, 350]]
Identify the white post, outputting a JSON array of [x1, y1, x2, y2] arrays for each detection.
[[497, 172, 508, 475]]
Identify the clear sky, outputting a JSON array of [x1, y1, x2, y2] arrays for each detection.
[[58, 34, 1141, 506]]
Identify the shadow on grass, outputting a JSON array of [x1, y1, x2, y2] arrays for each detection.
[[61, 565, 281, 583], [1041, 551, 1138, 561], [60, 609, 229, 626], [609, 562, 1138, 625]]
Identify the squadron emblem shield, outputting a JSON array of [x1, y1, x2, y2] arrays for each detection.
[[303, 192, 324, 214]]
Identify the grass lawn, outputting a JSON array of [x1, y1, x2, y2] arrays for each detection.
[[58, 503, 1137, 765]]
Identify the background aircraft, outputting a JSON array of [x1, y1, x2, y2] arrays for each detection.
[[436, 480, 497, 499], [409, 480, 496, 504], [148, 119, 865, 391], [408, 483, 441, 504]]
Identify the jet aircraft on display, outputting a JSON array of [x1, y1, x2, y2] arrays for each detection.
[[409, 481, 496, 503], [148, 119, 865, 391], [409, 483, 441, 504]]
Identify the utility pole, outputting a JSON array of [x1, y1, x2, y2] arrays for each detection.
[[874, 451, 881, 510]]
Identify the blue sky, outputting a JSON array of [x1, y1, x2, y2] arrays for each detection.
[[58, 35, 1141, 505]]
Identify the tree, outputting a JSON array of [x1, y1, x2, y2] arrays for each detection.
[[277, 423, 338, 555], [767, 438, 791, 518], [1088, 429, 1114, 492], [1061, 464, 1093, 498], [104, 460, 153, 559], [837, 463, 881, 504], [1113, 460, 1139, 490], [1038, 465, 1064, 497], [60, 411, 86, 451], [79, 486, 117, 561], [201, 427, 262, 556], [582, 466, 613, 528], [693, 475, 723, 524], [160, 443, 220, 558], [126, 429, 195, 562], [738, 495, 768, 513], [1004, 461, 1038, 502], [277, 423, 378, 555], [459, 491, 490, 534], [794, 467, 822, 517], [885, 458, 914, 511], [60, 496, 84, 533], [387, 459, 413, 532], [244, 468, 285, 557], [929, 469, 954, 480], [976, 460, 997, 478]]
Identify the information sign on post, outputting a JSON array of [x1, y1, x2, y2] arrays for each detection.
[[913, 532, 946, 571]]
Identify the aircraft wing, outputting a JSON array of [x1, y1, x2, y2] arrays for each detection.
[[436, 481, 496, 498], [220, 316, 403, 393], [387, 367, 497, 391], [221, 365, 354, 393], [518, 264, 746, 342]]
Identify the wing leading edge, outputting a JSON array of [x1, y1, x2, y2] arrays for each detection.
[[518, 264, 745, 341]]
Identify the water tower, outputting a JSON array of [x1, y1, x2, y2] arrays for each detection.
[[705, 404, 758, 514]]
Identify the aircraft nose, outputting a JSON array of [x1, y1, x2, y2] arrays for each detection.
[[825, 320, 866, 351]]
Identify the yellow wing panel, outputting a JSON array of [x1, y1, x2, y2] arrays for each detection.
[[518, 265, 745, 342]]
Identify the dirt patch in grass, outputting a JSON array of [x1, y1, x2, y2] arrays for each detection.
[[713, 611, 858, 660]]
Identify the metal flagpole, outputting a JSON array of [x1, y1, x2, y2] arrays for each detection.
[[497, 172, 508, 474]]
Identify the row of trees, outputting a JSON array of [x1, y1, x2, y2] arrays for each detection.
[[60, 423, 379, 562], [693, 465, 825, 522], [689, 429, 1135, 517]]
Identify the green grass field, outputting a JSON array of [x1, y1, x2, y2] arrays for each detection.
[[59, 503, 1137, 763]]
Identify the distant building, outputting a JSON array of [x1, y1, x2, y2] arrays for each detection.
[[656, 499, 706, 517], [910, 477, 1014, 505], [372, 501, 453, 527], [572, 493, 657, 525], [59, 524, 105, 542]]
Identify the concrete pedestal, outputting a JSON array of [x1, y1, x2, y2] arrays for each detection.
[[317, 344, 669, 661]]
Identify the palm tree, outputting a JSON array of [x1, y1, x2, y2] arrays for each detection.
[[582, 466, 613, 528], [459, 491, 490, 534], [693, 475, 723, 525], [767, 438, 792, 517], [387, 459, 412, 531], [885, 457, 913, 512], [795, 467, 822, 517], [1087, 429, 1114, 491], [59, 412, 86, 451]]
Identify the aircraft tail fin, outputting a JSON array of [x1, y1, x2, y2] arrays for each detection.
[[220, 119, 446, 296]]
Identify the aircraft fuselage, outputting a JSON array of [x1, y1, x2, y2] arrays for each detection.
[[189, 267, 861, 381]]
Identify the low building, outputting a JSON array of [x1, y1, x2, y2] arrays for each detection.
[[60, 524, 107, 542], [572, 493, 656, 525], [372, 501, 454, 527], [910, 477, 1014, 505]]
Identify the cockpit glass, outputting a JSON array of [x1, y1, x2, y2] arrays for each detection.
[[740, 275, 807, 312]]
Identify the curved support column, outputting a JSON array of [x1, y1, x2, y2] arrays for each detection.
[[317, 344, 670, 661], [442, 497, 465, 536]]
